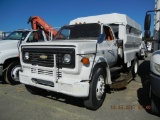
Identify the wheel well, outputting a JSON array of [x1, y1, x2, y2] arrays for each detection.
[[3, 57, 20, 69], [92, 62, 107, 78]]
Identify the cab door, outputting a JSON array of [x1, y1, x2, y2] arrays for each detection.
[[103, 25, 118, 67]]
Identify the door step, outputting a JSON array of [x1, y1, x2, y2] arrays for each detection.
[[110, 72, 133, 89], [110, 67, 122, 73]]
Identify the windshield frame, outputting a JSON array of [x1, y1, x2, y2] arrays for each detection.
[[55, 23, 101, 40]]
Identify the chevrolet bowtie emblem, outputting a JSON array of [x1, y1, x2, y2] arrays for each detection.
[[40, 54, 48, 59]]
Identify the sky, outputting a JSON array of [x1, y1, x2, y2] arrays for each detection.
[[0, 0, 154, 35]]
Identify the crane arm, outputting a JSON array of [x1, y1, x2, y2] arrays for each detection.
[[28, 16, 58, 39]]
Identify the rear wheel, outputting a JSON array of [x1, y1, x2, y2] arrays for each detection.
[[25, 85, 47, 95], [83, 68, 106, 110], [131, 58, 139, 79], [4, 62, 21, 85], [151, 91, 160, 116]]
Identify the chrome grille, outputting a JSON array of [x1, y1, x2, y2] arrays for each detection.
[[22, 47, 75, 68], [31, 68, 62, 78], [29, 53, 62, 67], [38, 69, 53, 76]]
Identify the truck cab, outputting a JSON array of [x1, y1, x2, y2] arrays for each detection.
[[19, 13, 142, 110], [0, 29, 48, 84], [55, 23, 118, 66]]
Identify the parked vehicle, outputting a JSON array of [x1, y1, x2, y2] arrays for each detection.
[[0, 29, 48, 84], [147, 42, 152, 52], [19, 13, 142, 110], [139, 41, 148, 59], [144, 0, 160, 116], [0, 16, 58, 85]]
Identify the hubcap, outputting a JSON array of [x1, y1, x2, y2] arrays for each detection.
[[11, 65, 21, 81], [134, 61, 138, 74], [96, 75, 105, 100]]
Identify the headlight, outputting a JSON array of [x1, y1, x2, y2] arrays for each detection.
[[24, 52, 29, 60], [154, 63, 160, 74], [63, 54, 71, 63]]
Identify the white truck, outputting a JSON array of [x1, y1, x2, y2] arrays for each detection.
[[19, 13, 142, 110], [0, 29, 48, 84], [144, 0, 160, 116], [138, 41, 148, 59]]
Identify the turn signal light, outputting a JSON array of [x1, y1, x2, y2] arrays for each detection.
[[81, 58, 89, 65]]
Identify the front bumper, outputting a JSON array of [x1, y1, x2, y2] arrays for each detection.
[[19, 70, 89, 97], [150, 73, 160, 98], [0, 65, 3, 76]]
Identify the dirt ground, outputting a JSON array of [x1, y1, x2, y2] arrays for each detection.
[[0, 53, 159, 120]]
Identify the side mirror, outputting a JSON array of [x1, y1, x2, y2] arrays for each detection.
[[144, 30, 151, 38], [144, 14, 151, 30], [144, 14, 151, 38], [97, 34, 106, 44]]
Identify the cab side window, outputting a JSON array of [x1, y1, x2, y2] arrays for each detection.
[[27, 31, 44, 42], [103, 26, 114, 41]]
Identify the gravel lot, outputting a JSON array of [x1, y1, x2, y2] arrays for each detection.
[[0, 53, 159, 120]]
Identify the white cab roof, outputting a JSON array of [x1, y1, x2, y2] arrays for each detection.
[[70, 13, 141, 31]]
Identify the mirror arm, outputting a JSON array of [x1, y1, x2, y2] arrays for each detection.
[[146, 9, 160, 14]]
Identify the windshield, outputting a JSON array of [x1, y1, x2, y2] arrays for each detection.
[[55, 23, 101, 40], [4, 31, 30, 40]]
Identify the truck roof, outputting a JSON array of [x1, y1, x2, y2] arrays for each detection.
[[69, 13, 141, 31]]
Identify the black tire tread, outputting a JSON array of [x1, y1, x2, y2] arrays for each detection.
[[4, 62, 20, 85], [84, 68, 106, 110], [131, 58, 139, 79]]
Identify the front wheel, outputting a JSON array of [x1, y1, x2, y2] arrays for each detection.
[[83, 68, 106, 110], [4, 62, 21, 85]]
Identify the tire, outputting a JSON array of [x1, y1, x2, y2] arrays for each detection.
[[83, 68, 106, 110], [131, 58, 139, 79], [25, 85, 47, 95], [4, 62, 21, 85], [151, 91, 160, 116]]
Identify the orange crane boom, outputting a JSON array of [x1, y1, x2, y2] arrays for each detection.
[[27, 16, 58, 39]]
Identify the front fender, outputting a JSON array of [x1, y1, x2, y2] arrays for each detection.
[[95, 56, 108, 64], [79, 56, 109, 81], [0, 49, 19, 64], [92, 56, 112, 84]]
